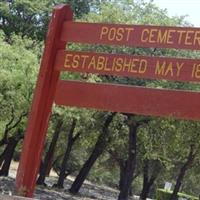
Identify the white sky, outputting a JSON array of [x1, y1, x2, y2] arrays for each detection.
[[152, 0, 200, 27]]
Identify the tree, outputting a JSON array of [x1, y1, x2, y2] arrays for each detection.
[[37, 116, 63, 185], [0, 31, 39, 176], [55, 118, 81, 188], [0, 0, 98, 40], [137, 118, 174, 200], [117, 115, 138, 200], [169, 121, 200, 200], [69, 112, 116, 194], [117, 115, 149, 200], [0, 128, 24, 176], [139, 159, 162, 200]]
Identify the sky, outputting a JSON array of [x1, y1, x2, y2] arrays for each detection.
[[152, 0, 200, 27]]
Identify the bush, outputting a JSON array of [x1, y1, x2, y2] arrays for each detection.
[[156, 189, 198, 200], [156, 189, 171, 200]]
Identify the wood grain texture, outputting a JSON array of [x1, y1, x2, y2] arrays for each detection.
[[55, 80, 200, 121]]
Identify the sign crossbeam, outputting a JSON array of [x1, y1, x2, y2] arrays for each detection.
[[55, 80, 200, 121], [55, 50, 200, 83], [61, 21, 200, 50]]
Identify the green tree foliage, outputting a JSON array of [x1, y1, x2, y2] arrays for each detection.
[[0, 31, 40, 175], [0, 31, 39, 138], [0, 0, 93, 40]]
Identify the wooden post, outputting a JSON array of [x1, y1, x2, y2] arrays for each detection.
[[15, 5, 73, 197]]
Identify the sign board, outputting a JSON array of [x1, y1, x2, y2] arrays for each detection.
[[15, 4, 200, 198], [164, 182, 172, 191], [61, 22, 200, 50], [55, 50, 200, 82]]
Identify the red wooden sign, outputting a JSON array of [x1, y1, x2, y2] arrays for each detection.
[[15, 4, 73, 197], [16, 4, 200, 198], [61, 22, 200, 50], [55, 80, 200, 121], [55, 50, 200, 82]]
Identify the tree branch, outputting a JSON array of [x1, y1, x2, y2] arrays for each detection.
[[0, 111, 27, 146], [72, 131, 82, 143], [67, 118, 77, 145]]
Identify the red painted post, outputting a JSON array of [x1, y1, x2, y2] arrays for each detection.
[[15, 5, 73, 197]]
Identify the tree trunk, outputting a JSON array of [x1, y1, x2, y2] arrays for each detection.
[[140, 184, 152, 200], [119, 161, 126, 191], [69, 113, 115, 194], [170, 145, 196, 200], [140, 160, 149, 200], [0, 146, 7, 167], [0, 137, 20, 176], [140, 158, 162, 200], [55, 119, 77, 188], [118, 122, 137, 200], [140, 160, 158, 200], [37, 118, 63, 185], [119, 161, 134, 197], [69, 140, 106, 194], [45, 157, 53, 177]]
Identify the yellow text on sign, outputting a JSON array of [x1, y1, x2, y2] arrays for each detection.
[[141, 28, 200, 46], [192, 64, 200, 79], [64, 54, 147, 75], [155, 61, 184, 77], [100, 26, 134, 41]]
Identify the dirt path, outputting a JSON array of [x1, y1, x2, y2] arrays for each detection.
[[0, 161, 141, 200]]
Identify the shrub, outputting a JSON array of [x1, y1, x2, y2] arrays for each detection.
[[156, 189, 198, 200]]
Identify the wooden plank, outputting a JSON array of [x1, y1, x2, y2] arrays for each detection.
[[55, 80, 200, 121], [55, 50, 200, 83], [15, 5, 73, 198], [61, 22, 200, 50]]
